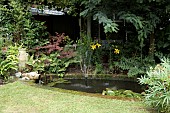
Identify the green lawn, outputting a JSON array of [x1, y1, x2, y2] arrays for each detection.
[[0, 81, 154, 113]]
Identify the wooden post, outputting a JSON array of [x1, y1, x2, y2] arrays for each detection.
[[87, 16, 91, 37], [98, 23, 101, 40], [79, 17, 82, 33]]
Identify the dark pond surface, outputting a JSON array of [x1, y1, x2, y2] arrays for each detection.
[[52, 78, 144, 93]]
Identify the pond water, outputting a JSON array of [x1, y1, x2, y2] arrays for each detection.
[[52, 78, 144, 93]]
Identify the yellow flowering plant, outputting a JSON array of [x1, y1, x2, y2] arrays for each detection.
[[90, 43, 102, 50], [77, 33, 104, 76], [96, 43, 101, 48], [114, 48, 120, 54], [90, 44, 96, 50]]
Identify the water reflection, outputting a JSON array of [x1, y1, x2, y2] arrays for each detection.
[[52, 79, 143, 93]]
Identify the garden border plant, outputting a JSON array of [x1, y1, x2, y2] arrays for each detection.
[[26, 32, 78, 78], [0, 44, 21, 81], [0, 0, 48, 50], [139, 57, 170, 113]]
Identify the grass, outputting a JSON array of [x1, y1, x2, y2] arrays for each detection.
[[0, 81, 154, 113]]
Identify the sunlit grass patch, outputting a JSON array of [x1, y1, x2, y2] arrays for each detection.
[[0, 81, 154, 113]]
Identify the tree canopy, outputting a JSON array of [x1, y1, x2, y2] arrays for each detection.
[[79, 0, 170, 57], [1, 0, 170, 56]]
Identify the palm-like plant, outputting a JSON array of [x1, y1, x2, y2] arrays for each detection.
[[139, 58, 170, 113]]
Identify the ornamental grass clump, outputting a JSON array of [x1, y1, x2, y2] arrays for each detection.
[[139, 58, 170, 113]]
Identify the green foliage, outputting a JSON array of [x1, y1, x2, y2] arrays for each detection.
[[80, 0, 119, 33], [79, 0, 170, 59], [48, 52, 78, 77], [137, 0, 167, 3], [0, 0, 28, 40], [0, 0, 48, 49], [156, 24, 170, 54], [76, 33, 93, 76], [23, 19, 48, 48], [0, 35, 4, 49], [0, 44, 20, 80], [0, 55, 18, 80], [26, 55, 45, 72], [76, 33, 103, 75], [114, 56, 155, 77], [118, 12, 144, 31], [139, 58, 170, 113], [80, 0, 102, 16], [26, 32, 78, 77], [102, 88, 143, 100], [94, 62, 103, 74], [118, 11, 159, 46], [26, 51, 78, 77], [93, 12, 119, 33]]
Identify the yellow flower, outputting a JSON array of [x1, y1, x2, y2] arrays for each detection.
[[91, 44, 96, 50], [96, 43, 101, 48], [114, 49, 120, 54]]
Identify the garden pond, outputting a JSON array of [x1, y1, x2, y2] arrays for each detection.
[[51, 77, 144, 94]]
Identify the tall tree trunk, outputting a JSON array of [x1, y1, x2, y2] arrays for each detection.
[[149, 31, 155, 57]]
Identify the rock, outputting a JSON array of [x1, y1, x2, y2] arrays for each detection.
[[15, 72, 22, 78], [22, 72, 40, 80], [102, 90, 106, 95], [21, 77, 30, 81]]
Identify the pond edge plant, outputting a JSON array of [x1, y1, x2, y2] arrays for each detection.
[[138, 57, 170, 113]]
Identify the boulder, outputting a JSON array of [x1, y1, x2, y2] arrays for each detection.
[[15, 72, 22, 78], [22, 72, 40, 80]]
